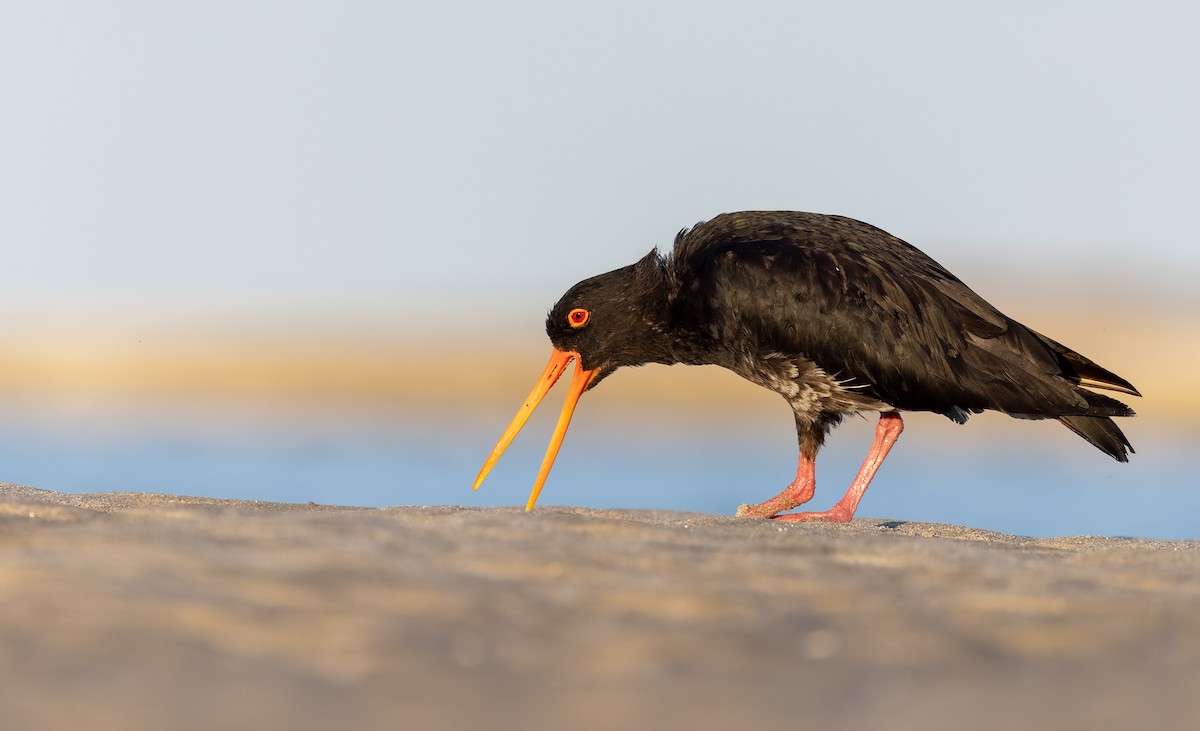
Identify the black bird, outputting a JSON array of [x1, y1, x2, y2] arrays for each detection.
[[473, 211, 1139, 521]]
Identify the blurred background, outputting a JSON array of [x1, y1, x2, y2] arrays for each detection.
[[1, 2, 1195, 538]]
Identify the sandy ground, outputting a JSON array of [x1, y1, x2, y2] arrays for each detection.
[[2, 483, 1198, 730]]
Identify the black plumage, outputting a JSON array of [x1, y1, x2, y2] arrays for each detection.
[[475, 211, 1139, 521]]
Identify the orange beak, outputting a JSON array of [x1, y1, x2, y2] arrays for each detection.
[[472, 348, 599, 511]]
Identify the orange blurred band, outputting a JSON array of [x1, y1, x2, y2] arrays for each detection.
[[472, 348, 598, 511]]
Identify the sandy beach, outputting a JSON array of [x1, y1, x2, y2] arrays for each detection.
[[1, 483, 1197, 730]]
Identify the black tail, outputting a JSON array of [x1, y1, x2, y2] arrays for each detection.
[[1058, 415, 1134, 462], [1033, 330, 1142, 397]]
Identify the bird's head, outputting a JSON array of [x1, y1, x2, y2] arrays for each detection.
[[472, 251, 672, 510], [544, 253, 672, 384]]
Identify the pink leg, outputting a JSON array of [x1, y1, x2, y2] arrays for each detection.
[[774, 411, 904, 524], [735, 454, 816, 518]]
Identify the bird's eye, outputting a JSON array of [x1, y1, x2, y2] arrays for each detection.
[[567, 308, 589, 328]]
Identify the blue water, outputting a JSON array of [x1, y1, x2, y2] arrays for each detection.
[[1, 406, 1194, 540]]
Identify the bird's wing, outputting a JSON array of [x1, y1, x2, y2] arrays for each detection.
[[679, 213, 1127, 419]]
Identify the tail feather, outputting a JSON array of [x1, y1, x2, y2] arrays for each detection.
[[1033, 330, 1142, 397], [1078, 387, 1137, 418], [1058, 415, 1133, 462]]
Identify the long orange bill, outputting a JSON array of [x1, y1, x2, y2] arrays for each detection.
[[472, 348, 599, 511]]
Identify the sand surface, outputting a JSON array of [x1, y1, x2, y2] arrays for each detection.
[[2, 483, 1198, 730]]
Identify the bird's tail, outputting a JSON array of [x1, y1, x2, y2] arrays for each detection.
[[1033, 330, 1142, 397], [1030, 328, 1138, 461], [1057, 415, 1133, 462]]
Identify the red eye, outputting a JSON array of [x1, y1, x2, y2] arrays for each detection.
[[568, 308, 589, 328]]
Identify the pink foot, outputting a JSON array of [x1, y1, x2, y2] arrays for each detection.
[[772, 506, 854, 523], [735, 456, 815, 518]]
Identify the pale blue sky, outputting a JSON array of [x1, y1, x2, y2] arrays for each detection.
[[2, 2, 1197, 326]]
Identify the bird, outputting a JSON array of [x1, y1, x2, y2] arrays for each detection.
[[472, 211, 1140, 522]]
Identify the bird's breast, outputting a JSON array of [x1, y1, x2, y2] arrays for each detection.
[[732, 350, 893, 418]]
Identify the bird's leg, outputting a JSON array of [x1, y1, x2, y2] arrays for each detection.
[[774, 411, 903, 523], [735, 453, 816, 518]]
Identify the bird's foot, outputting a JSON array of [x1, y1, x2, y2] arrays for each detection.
[[736, 495, 803, 519], [736, 502, 776, 518], [770, 506, 855, 523], [736, 470, 816, 519]]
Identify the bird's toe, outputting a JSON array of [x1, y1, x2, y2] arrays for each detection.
[[772, 507, 854, 523], [736, 503, 774, 519]]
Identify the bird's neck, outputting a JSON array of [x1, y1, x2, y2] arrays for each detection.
[[636, 307, 718, 368]]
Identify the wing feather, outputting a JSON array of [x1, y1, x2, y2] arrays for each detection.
[[670, 212, 1133, 420]]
